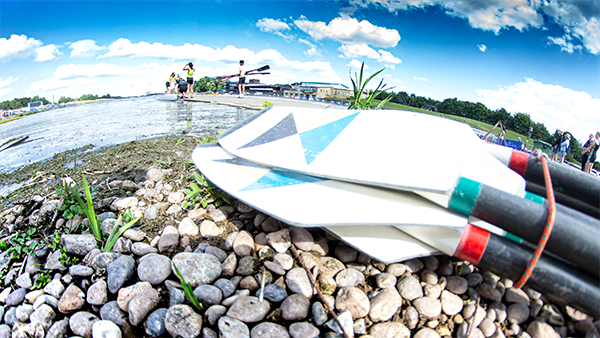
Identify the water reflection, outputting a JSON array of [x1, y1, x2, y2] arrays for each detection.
[[0, 97, 255, 173]]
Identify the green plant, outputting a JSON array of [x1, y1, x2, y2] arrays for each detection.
[[4, 229, 41, 260], [56, 181, 85, 220], [73, 174, 102, 240], [33, 269, 52, 289], [59, 245, 80, 267], [200, 135, 217, 144], [348, 62, 393, 110], [182, 172, 230, 209], [103, 215, 141, 252], [262, 101, 273, 107], [173, 263, 203, 311]]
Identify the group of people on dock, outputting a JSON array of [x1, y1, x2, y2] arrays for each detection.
[[166, 62, 196, 98], [551, 130, 599, 174]]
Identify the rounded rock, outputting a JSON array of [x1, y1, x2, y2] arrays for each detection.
[[226, 296, 270, 323], [256, 283, 287, 303], [289, 322, 320, 338], [370, 322, 411, 338], [335, 268, 365, 288], [251, 322, 290, 338], [281, 294, 310, 321], [193, 284, 223, 306], [233, 231, 255, 257], [335, 287, 370, 319], [413, 297, 442, 319], [58, 284, 86, 313], [137, 254, 172, 285], [164, 305, 203, 338], [397, 275, 423, 301], [445, 276, 468, 294], [218, 316, 249, 338], [441, 290, 463, 316], [289, 227, 314, 252], [144, 308, 167, 337], [286, 267, 314, 297], [369, 288, 402, 322], [107, 255, 136, 294], [171, 252, 222, 287], [92, 320, 122, 338], [69, 311, 99, 338]]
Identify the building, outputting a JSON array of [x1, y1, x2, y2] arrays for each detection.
[[281, 82, 365, 101]]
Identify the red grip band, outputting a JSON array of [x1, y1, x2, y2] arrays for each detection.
[[455, 223, 490, 265], [508, 150, 529, 177]]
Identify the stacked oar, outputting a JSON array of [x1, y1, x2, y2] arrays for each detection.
[[191, 106, 600, 319]]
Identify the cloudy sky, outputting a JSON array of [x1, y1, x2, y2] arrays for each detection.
[[1, 0, 599, 142]]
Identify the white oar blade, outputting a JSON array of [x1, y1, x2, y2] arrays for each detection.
[[192, 143, 468, 229], [325, 226, 441, 263], [218, 106, 525, 206]]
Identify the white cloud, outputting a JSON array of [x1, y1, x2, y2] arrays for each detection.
[[70, 39, 106, 58], [0, 34, 43, 63], [339, 44, 401, 68], [0, 77, 18, 88], [347, 59, 368, 69], [294, 16, 400, 48], [478, 44, 487, 52], [476, 78, 600, 142], [413, 76, 429, 82], [35, 44, 62, 62], [256, 18, 290, 32], [304, 47, 321, 57], [547, 35, 583, 53], [349, 0, 600, 55], [53, 63, 130, 80]]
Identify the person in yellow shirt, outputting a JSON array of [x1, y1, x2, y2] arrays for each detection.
[[183, 62, 195, 98], [238, 60, 246, 98]]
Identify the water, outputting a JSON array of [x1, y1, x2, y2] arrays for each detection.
[[0, 97, 256, 174]]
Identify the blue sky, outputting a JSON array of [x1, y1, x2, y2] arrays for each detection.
[[1, 0, 599, 142]]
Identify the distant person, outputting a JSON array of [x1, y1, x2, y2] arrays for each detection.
[[176, 75, 188, 98], [183, 62, 195, 98], [584, 131, 600, 174], [551, 131, 563, 162], [238, 60, 246, 98], [167, 72, 176, 93], [518, 137, 524, 151], [559, 133, 571, 164], [496, 125, 507, 146], [581, 133, 594, 171]]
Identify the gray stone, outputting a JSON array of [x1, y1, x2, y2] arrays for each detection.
[[15, 273, 33, 290], [479, 318, 496, 337], [226, 296, 270, 323], [446, 276, 468, 294], [222, 289, 250, 307], [266, 229, 291, 253], [11, 322, 45, 338], [413, 297, 442, 319], [324, 310, 354, 336], [87, 279, 108, 305], [205, 246, 227, 262], [29, 304, 55, 330], [257, 283, 287, 302], [273, 253, 294, 271], [16, 304, 34, 322], [467, 273, 484, 287], [45, 320, 69, 338], [336, 268, 365, 288], [69, 264, 94, 277], [336, 286, 370, 319], [6, 288, 26, 306], [3, 307, 17, 327], [178, 217, 199, 239], [43, 279, 65, 299], [169, 287, 185, 307], [145, 308, 167, 337], [334, 244, 358, 263], [107, 255, 135, 293], [158, 225, 179, 253], [100, 301, 127, 326], [61, 234, 97, 256], [214, 278, 236, 298], [205, 305, 227, 325], [164, 305, 203, 338], [441, 290, 463, 316], [504, 287, 530, 305], [286, 267, 314, 297], [369, 288, 402, 322], [171, 252, 222, 287], [233, 231, 255, 256], [128, 286, 160, 326], [131, 242, 158, 256], [264, 260, 285, 275], [44, 250, 66, 270], [397, 275, 423, 301], [193, 284, 223, 306], [252, 322, 290, 338], [289, 227, 314, 252], [222, 253, 237, 277], [0, 325, 9, 338], [538, 304, 564, 326], [137, 254, 172, 285], [370, 322, 411, 338], [312, 301, 328, 326], [92, 320, 122, 338], [289, 322, 320, 338], [404, 306, 419, 330], [69, 311, 99, 338], [58, 284, 85, 313], [260, 217, 280, 232], [375, 273, 397, 289], [218, 316, 249, 338], [527, 320, 560, 338], [200, 220, 222, 238], [116, 281, 153, 311], [477, 283, 502, 302], [281, 294, 310, 321], [507, 303, 529, 324], [92, 252, 122, 270]]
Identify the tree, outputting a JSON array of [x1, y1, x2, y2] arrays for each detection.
[[509, 113, 532, 136]]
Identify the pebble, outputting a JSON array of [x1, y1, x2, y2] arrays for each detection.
[[397, 275, 423, 301], [281, 294, 310, 321], [69, 311, 99, 338], [158, 225, 179, 253], [273, 253, 294, 270], [128, 286, 160, 326], [477, 283, 502, 302], [336, 286, 370, 319], [100, 301, 127, 326], [200, 220, 222, 238], [375, 273, 397, 289], [205, 246, 227, 262], [257, 283, 287, 302], [318, 256, 345, 277], [266, 229, 291, 253], [87, 279, 108, 305], [214, 278, 236, 298], [145, 308, 167, 337], [324, 309, 354, 336], [369, 288, 402, 322], [178, 217, 199, 238], [334, 244, 358, 263], [312, 302, 328, 326], [369, 321, 411, 338], [131, 242, 158, 256], [171, 252, 222, 287], [226, 296, 270, 323], [58, 284, 85, 313], [205, 305, 227, 325], [527, 320, 560, 338], [193, 284, 223, 305], [441, 290, 463, 315], [264, 260, 286, 275], [289, 227, 314, 252], [165, 305, 203, 338], [137, 254, 172, 285], [335, 268, 365, 287], [61, 234, 97, 255], [251, 322, 290, 338], [413, 297, 442, 319], [446, 276, 468, 294], [6, 288, 27, 306], [507, 302, 530, 324], [107, 255, 136, 294], [286, 267, 314, 297], [414, 327, 441, 338], [92, 320, 122, 338], [289, 321, 320, 338], [218, 316, 249, 338]]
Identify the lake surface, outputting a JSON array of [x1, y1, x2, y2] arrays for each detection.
[[0, 97, 256, 174]]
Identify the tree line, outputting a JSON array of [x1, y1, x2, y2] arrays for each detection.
[[0, 94, 114, 110]]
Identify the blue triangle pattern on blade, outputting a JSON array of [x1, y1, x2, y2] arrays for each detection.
[[239, 113, 298, 149], [241, 169, 326, 191], [299, 112, 359, 165]]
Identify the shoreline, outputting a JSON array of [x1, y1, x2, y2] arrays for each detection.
[[186, 94, 346, 110]]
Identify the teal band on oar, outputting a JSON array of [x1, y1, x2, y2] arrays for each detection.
[[525, 192, 544, 204], [449, 177, 481, 216]]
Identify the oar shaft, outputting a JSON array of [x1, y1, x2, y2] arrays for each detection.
[[455, 225, 600, 319], [451, 177, 600, 277], [497, 147, 600, 219]]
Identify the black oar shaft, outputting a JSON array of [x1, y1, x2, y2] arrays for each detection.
[[478, 233, 600, 319], [451, 178, 600, 277]]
